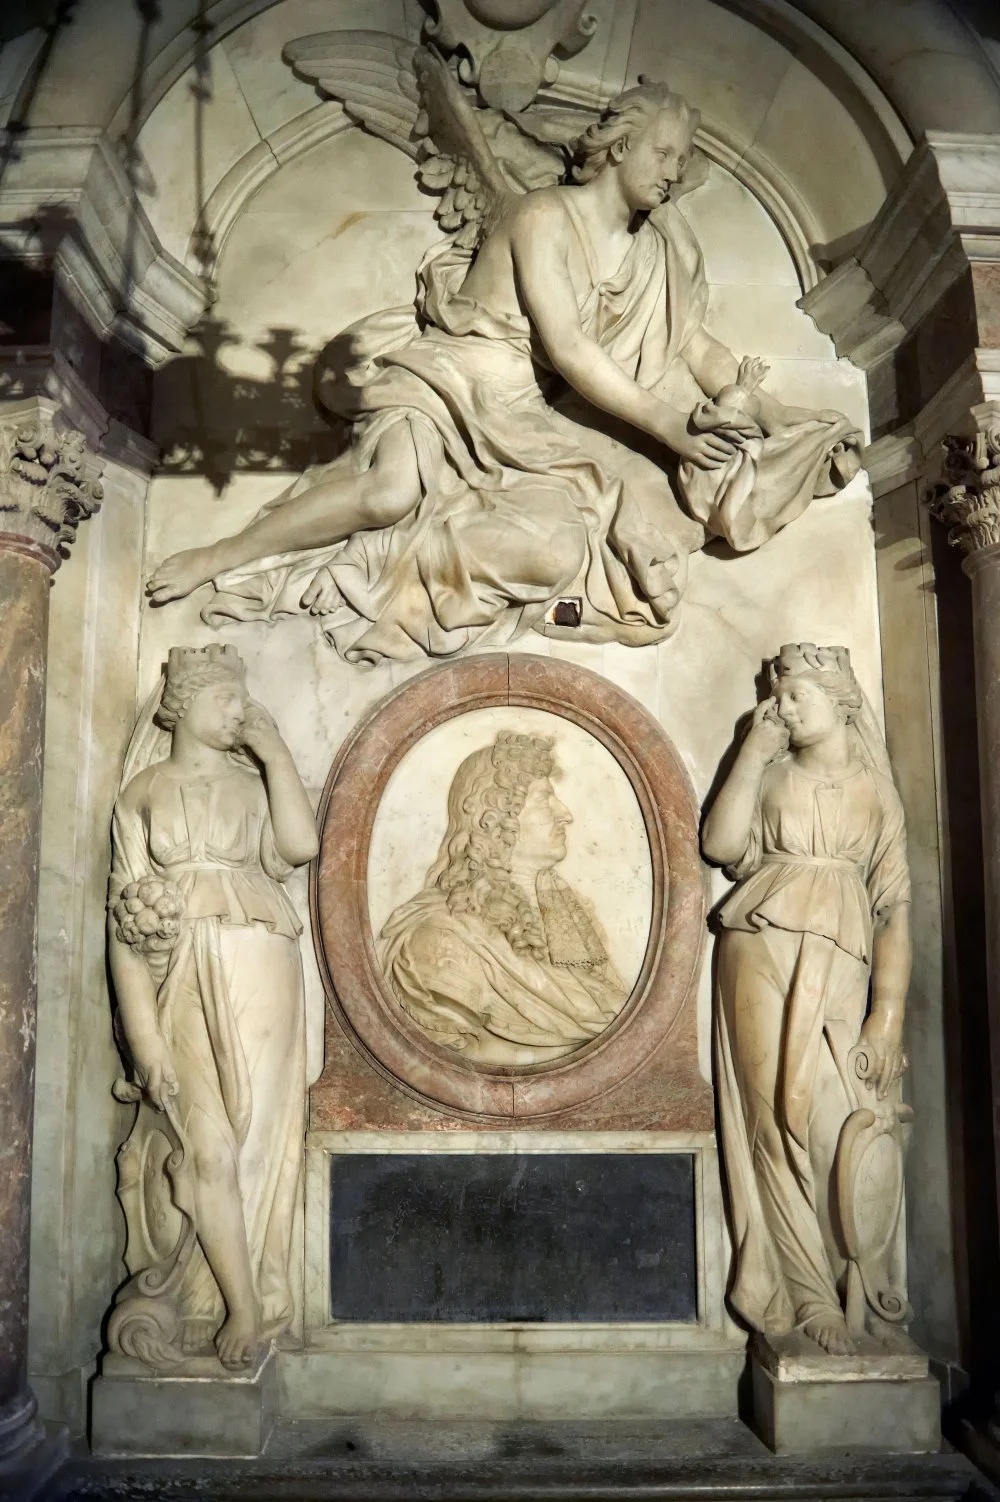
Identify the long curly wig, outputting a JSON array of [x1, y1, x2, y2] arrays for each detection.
[[425, 732, 556, 960]]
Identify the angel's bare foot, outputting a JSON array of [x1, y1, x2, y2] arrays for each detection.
[[301, 567, 344, 616], [215, 1309, 260, 1370], [626, 537, 694, 623], [803, 1314, 856, 1356], [147, 545, 226, 603]]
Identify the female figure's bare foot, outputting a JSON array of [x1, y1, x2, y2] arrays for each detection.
[[215, 1309, 261, 1370], [803, 1314, 856, 1356], [180, 1317, 214, 1355], [147, 545, 226, 604]]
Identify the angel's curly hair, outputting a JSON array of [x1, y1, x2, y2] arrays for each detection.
[[427, 732, 555, 960], [573, 78, 700, 186]]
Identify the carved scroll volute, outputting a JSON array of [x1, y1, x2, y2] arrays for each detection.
[[425, 0, 598, 112], [0, 402, 104, 570]]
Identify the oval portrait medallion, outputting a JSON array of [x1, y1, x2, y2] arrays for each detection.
[[368, 706, 654, 1068], [312, 654, 706, 1120]]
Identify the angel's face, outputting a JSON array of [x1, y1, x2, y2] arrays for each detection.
[[618, 111, 695, 213]]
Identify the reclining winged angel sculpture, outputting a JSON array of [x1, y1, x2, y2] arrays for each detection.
[[148, 38, 862, 665]]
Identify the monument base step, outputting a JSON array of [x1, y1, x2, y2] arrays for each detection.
[[751, 1332, 941, 1455], [54, 1416, 987, 1500], [90, 1347, 277, 1460]]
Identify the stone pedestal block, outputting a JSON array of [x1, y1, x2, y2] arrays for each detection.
[[750, 1333, 940, 1455], [90, 1348, 277, 1459]]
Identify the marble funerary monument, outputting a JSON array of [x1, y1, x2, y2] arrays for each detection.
[[3, 0, 1000, 1494]]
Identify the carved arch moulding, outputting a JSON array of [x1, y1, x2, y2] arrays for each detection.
[[311, 653, 710, 1124]]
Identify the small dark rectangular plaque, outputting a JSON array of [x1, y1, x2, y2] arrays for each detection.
[[329, 1152, 697, 1323]]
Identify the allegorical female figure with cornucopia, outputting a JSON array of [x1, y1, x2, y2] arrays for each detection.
[[106, 644, 318, 1372]]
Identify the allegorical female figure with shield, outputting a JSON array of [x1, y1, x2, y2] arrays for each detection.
[[702, 643, 912, 1357]]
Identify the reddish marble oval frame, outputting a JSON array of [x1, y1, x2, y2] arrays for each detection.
[[311, 653, 707, 1121]]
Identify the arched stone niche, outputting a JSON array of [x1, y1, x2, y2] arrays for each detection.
[[311, 654, 710, 1123], [129, 0, 914, 294]]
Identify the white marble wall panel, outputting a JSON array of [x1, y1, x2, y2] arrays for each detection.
[[151, 130, 437, 443], [135, 40, 263, 264], [750, 58, 892, 249], [679, 169, 800, 289], [627, 0, 793, 152]]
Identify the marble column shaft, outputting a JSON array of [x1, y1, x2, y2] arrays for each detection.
[[0, 539, 54, 1457], [965, 543, 1000, 1185], [929, 422, 1000, 1216], [0, 401, 102, 1469]]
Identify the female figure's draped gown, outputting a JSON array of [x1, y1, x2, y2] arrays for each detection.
[[109, 763, 305, 1360], [714, 755, 910, 1335]]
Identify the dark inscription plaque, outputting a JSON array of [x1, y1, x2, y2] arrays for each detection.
[[329, 1153, 697, 1322]]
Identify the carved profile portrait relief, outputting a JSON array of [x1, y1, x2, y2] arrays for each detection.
[[368, 708, 653, 1066]]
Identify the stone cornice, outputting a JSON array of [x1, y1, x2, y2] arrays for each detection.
[[800, 135, 1000, 369], [0, 128, 207, 368], [0, 398, 104, 569]]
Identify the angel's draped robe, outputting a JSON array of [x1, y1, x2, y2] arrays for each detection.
[[206, 200, 858, 664]]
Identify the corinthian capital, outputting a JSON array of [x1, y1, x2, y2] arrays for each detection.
[[928, 422, 1000, 558], [0, 401, 104, 569]]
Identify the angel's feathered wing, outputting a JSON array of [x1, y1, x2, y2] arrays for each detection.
[[284, 32, 570, 248], [284, 32, 422, 157]]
